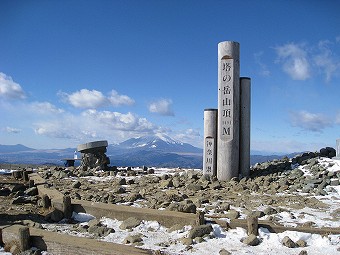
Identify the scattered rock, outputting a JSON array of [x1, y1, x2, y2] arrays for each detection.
[[281, 236, 297, 248], [219, 248, 231, 255], [46, 208, 64, 222], [124, 234, 143, 244], [24, 187, 38, 196], [119, 217, 142, 230], [180, 237, 193, 246], [72, 181, 81, 188], [225, 209, 240, 219], [296, 239, 307, 247], [242, 234, 260, 246], [88, 225, 114, 237], [188, 224, 213, 239]]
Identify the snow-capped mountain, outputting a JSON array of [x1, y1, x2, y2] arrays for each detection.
[[105, 134, 203, 167], [114, 134, 202, 154]]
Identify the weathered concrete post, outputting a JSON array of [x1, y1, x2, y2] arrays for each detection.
[[0, 228, 3, 246], [247, 215, 258, 236], [240, 77, 251, 177], [63, 195, 72, 219], [42, 194, 51, 209], [203, 109, 218, 176], [18, 226, 30, 251], [217, 41, 240, 181]]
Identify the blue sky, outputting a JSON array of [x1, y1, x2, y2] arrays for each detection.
[[0, 0, 339, 153]]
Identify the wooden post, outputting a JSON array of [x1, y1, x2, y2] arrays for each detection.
[[18, 226, 30, 251], [247, 215, 258, 236], [28, 179, 35, 188], [63, 195, 72, 219], [196, 211, 205, 226], [0, 228, 3, 247], [42, 194, 51, 209], [23, 171, 29, 182]]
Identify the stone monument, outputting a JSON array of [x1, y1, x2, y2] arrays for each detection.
[[77, 140, 110, 170], [217, 41, 240, 181], [335, 139, 340, 160], [203, 109, 218, 176], [203, 41, 251, 180]]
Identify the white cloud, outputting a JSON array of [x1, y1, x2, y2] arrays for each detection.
[[108, 90, 135, 106], [313, 40, 340, 82], [4, 126, 21, 134], [336, 36, 340, 43], [33, 109, 157, 143], [29, 101, 64, 114], [336, 112, 340, 124], [60, 89, 135, 109], [275, 43, 311, 80], [34, 121, 78, 139], [81, 109, 155, 132], [174, 128, 202, 148], [148, 98, 174, 116], [254, 51, 270, 77], [289, 110, 332, 132], [0, 72, 26, 99], [61, 89, 107, 108]]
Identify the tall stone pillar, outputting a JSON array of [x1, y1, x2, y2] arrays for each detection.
[[240, 77, 251, 177], [203, 109, 218, 176], [217, 41, 240, 181]]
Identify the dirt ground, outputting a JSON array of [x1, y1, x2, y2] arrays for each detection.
[[0, 173, 46, 225]]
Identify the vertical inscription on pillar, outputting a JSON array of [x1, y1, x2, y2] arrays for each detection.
[[220, 58, 233, 141], [204, 137, 214, 175]]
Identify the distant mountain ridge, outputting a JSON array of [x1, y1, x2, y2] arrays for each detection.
[[0, 144, 35, 153], [0, 136, 299, 168]]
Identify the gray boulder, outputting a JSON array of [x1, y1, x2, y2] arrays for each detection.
[[124, 234, 143, 244], [119, 217, 142, 230], [282, 236, 297, 248], [242, 234, 260, 246], [188, 224, 213, 239]]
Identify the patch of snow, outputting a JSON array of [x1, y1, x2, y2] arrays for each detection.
[[0, 169, 14, 175], [72, 212, 95, 222]]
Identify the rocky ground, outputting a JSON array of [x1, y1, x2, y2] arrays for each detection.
[[33, 149, 340, 228], [1, 147, 339, 254]]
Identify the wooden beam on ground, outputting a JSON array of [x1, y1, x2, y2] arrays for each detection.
[[212, 218, 340, 235], [1, 224, 151, 255]]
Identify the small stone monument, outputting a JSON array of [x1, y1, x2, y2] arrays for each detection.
[[335, 139, 340, 160], [203, 109, 217, 176], [77, 140, 110, 170]]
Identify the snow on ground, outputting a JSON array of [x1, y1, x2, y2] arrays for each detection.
[[1, 158, 340, 254], [28, 212, 340, 255], [0, 169, 15, 175]]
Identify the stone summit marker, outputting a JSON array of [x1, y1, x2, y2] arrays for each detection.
[[203, 41, 251, 181], [217, 41, 240, 181]]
